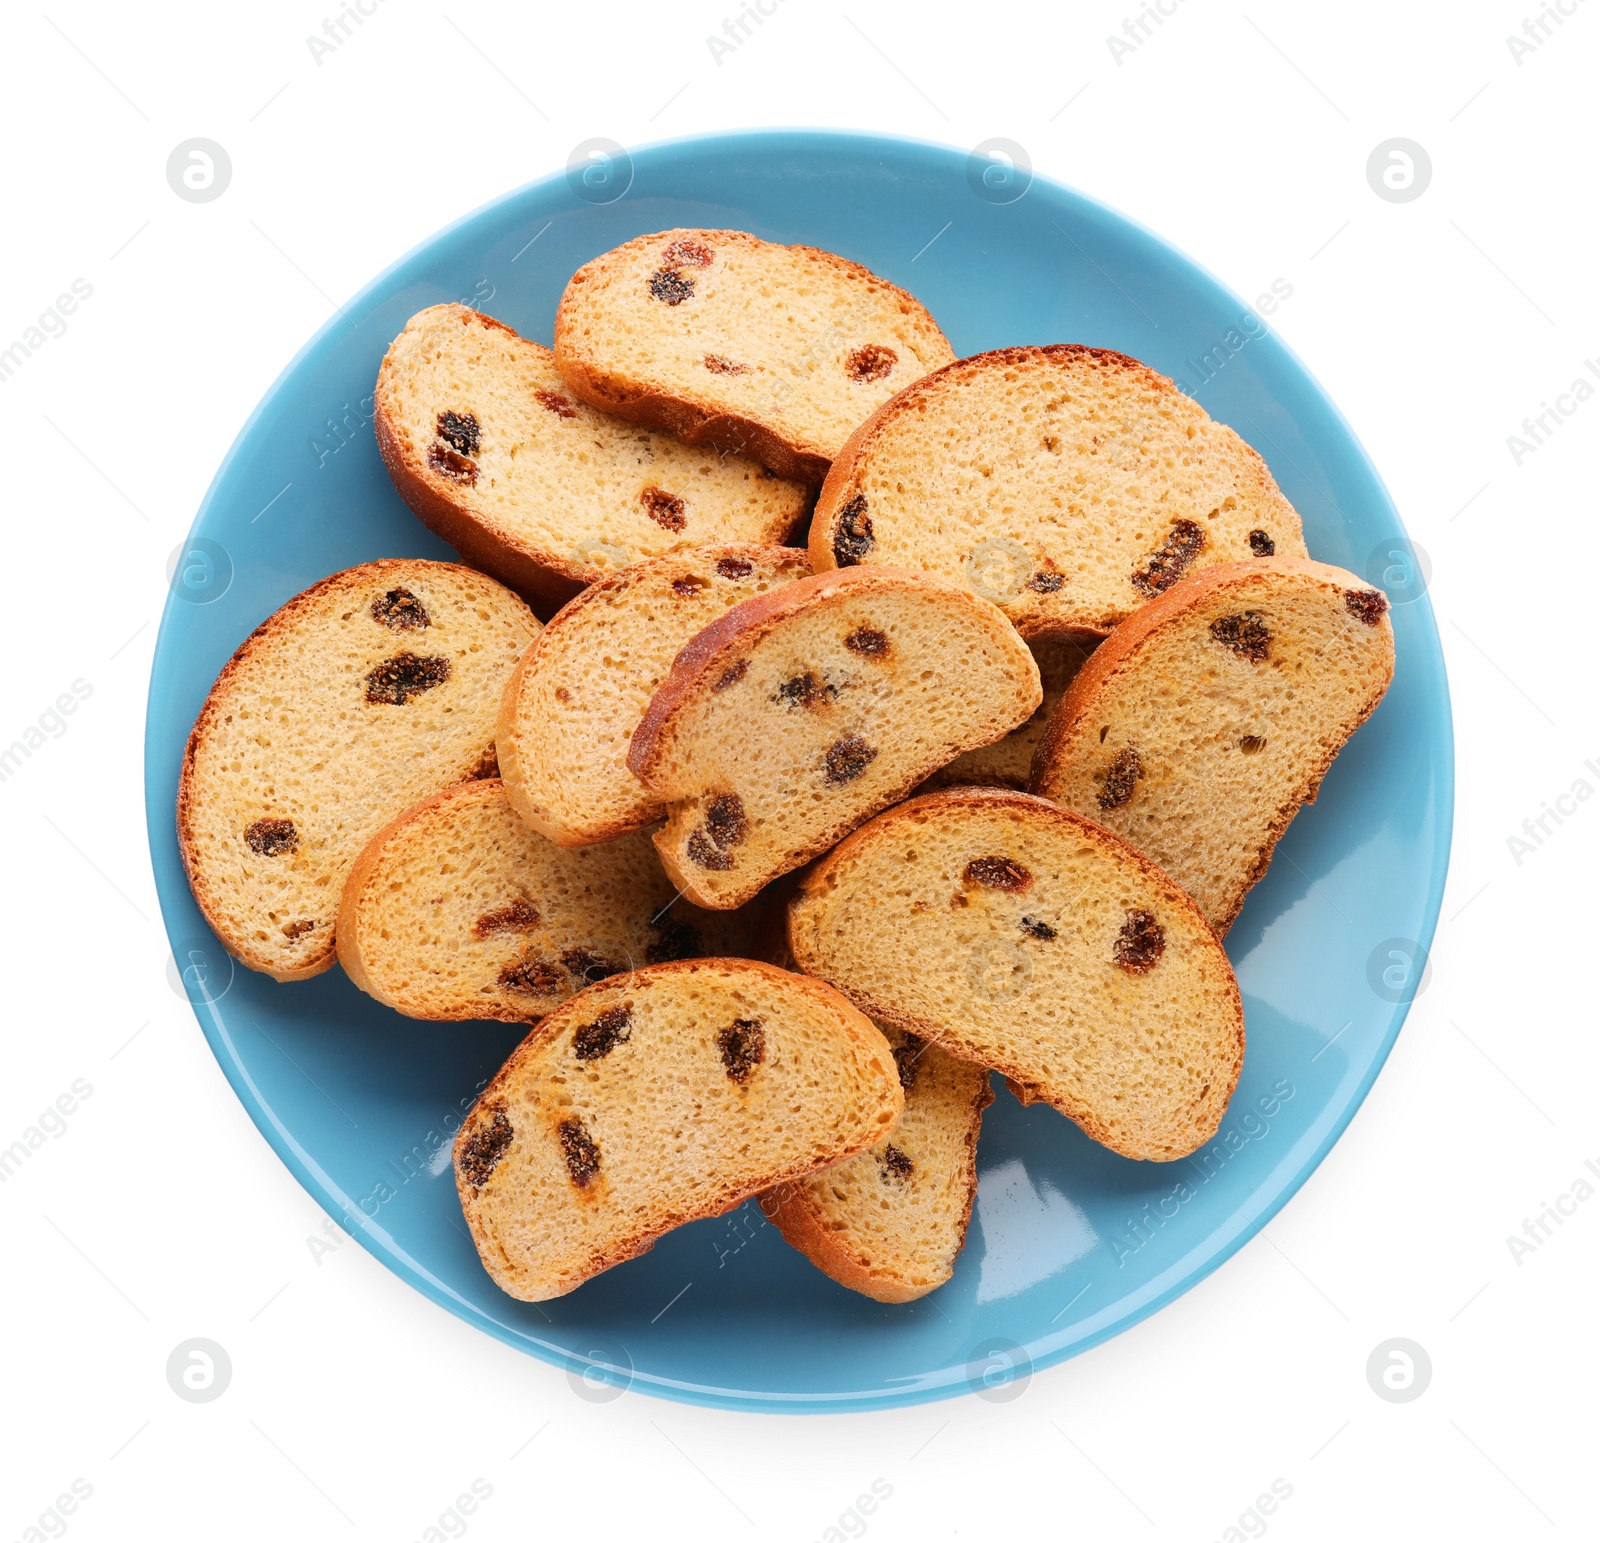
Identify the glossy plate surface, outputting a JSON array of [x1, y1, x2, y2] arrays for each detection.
[[145, 129, 1452, 1411]]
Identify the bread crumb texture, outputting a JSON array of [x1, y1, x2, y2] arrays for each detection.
[[178, 561, 538, 980], [377, 304, 808, 585], [1030, 558, 1395, 932], [788, 789, 1243, 1161], [453, 960, 902, 1301], [812, 345, 1308, 637]]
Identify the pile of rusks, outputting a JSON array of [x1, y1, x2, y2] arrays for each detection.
[[180, 229, 1395, 1304]]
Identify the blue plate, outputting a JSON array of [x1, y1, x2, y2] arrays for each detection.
[[145, 129, 1452, 1411]]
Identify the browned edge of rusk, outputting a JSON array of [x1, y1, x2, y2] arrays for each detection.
[[451, 957, 904, 1301], [760, 1060, 994, 1303], [496, 544, 813, 849], [811, 344, 1188, 584], [1027, 556, 1397, 932], [335, 778, 549, 1023], [176, 559, 534, 983], [553, 229, 953, 486], [626, 566, 1035, 789], [784, 786, 1245, 1161]]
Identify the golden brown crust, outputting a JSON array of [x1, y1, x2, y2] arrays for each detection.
[[453, 958, 903, 1300], [1027, 557, 1396, 932], [785, 787, 1245, 1160], [176, 559, 527, 981], [554, 229, 952, 485]]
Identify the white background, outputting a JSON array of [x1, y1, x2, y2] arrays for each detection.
[[2, 1, 1596, 1538]]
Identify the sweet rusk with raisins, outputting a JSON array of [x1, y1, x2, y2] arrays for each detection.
[[178, 561, 539, 981], [453, 960, 902, 1302], [1029, 557, 1396, 934], [810, 345, 1308, 640], [552, 230, 955, 485], [374, 304, 808, 615], [787, 789, 1244, 1162], [627, 567, 1042, 909], [336, 780, 753, 1022]]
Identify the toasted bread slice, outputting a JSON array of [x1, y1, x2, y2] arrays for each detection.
[[810, 345, 1308, 639], [922, 636, 1095, 791], [497, 544, 811, 847], [763, 1026, 992, 1302], [374, 304, 809, 613], [553, 230, 955, 485], [337, 779, 750, 1021], [787, 789, 1243, 1161], [627, 568, 1042, 909], [454, 959, 902, 1301], [178, 561, 539, 980], [1030, 557, 1395, 933]]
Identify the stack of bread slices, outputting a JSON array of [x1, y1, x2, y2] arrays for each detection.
[[180, 229, 1395, 1306]]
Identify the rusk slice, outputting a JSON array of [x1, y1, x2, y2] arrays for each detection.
[[178, 560, 539, 981], [497, 544, 811, 847], [553, 230, 955, 485], [810, 345, 1308, 639], [787, 789, 1243, 1161], [763, 1026, 992, 1303], [374, 304, 808, 612], [454, 960, 902, 1301], [337, 780, 747, 1021], [627, 568, 1042, 909], [922, 636, 1095, 791], [1030, 557, 1395, 933]]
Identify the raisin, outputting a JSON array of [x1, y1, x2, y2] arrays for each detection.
[[459, 1106, 512, 1187], [712, 660, 748, 691], [672, 576, 708, 598], [499, 956, 565, 996], [1131, 518, 1205, 597], [1113, 909, 1166, 974], [561, 948, 624, 987], [686, 829, 735, 870], [573, 1004, 633, 1061], [703, 354, 748, 375], [1248, 529, 1276, 557], [1346, 588, 1388, 626], [824, 735, 877, 785], [662, 239, 714, 268], [964, 856, 1033, 892], [282, 919, 316, 939], [844, 627, 889, 657], [473, 899, 541, 938], [365, 652, 451, 705], [879, 1143, 914, 1180], [1020, 916, 1057, 940], [370, 587, 431, 631], [715, 556, 753, 579], [717, 1018, 766, 1083], [1027, 571, 1065, 594], [1098, 747, 1143, 811], [846, 344, 898, 382], [775, 671, 837, 709], [1239, 734, 1266, 755], [534, 389, 577, 419], [558, 1118, 600, 1187], [436, 410, 481, 456], [245, 817, 298, 857], [831, 494, 874, 566], [1210, 611, 1273, 662], [427, 441, 476, 483], [646, 918, 704, 964], [648, 269, 695, 305], [892, 1036, 925, 1091], [704, 792, 749, 848], [640, 486, 687, 531]]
